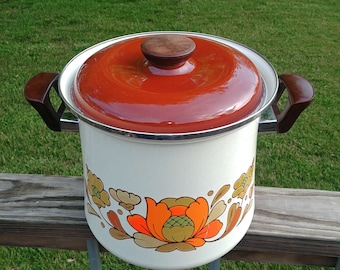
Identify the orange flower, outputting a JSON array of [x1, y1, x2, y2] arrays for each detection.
[[127, 197, 223, 252]]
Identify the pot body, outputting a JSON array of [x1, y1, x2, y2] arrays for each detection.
[[24, 31, 314, 270], [81, 117, 259, 269]]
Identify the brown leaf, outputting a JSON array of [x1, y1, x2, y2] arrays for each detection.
[[109, 228, 131, 240], [206, 200, 226, 225], [133, 232, 166, 248], [107, 210, 126, 232], [87, 203, 100, 218], [156, 242, 195, 252], [211, 184, 230, 207], [218, 203, 242, 239], [238, 199, 254, 225]]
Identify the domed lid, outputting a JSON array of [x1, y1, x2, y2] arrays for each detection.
[[72, 34, 263, 134]]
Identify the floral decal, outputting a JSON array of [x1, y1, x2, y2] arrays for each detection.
[[86, 166, 110, 208], [232, 162, 254, 199], [127, 197, 223, 251], [109, 188, 141, 211], [85, 159, 255, 253]]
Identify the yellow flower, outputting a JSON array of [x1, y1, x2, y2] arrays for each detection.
[[86, 167, 110, 208], [232, 160, 254, 199], [109, 188, 141, 211]]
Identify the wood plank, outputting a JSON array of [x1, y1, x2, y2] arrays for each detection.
[[253, 187, 340, 242], [223, 250, 338, 267], [0, 174, 85, 224], [0, 174, 339, 267]]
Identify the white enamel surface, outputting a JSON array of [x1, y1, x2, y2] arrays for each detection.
[[82, 118, 259, 269]]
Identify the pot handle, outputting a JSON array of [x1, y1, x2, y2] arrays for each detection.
[[24, 72, 79, 132], [259, 74, 314, 133], [274, 74, 314, 133]]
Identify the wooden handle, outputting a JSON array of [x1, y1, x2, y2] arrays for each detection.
[[141, 35, 196, 68], [273, 74, 314, 133], [24, 72, 63, 131]]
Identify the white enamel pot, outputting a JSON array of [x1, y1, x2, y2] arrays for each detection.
[[24, 31, 314, 269]]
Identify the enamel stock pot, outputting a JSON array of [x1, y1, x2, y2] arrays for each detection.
[[24, 31, 314, 269]]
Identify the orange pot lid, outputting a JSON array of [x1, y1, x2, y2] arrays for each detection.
[[73, 34, 263, 134]]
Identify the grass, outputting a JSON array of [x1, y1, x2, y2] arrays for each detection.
[[1, 0, 339, 269]]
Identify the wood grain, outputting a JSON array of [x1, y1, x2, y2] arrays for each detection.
[[0, 174, 339, 266]]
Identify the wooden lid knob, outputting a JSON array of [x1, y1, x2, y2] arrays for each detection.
[[141, 35, 196, 68]]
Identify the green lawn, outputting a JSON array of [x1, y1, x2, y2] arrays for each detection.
[[1, 0, 339, 269]]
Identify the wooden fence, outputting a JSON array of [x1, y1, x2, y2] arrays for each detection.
[[0, 174, 339, 269]]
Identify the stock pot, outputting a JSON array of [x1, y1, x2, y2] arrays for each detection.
[[24, 31, 314, 269]]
